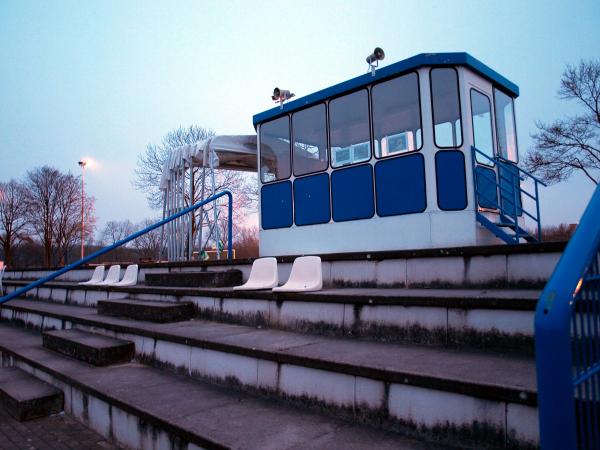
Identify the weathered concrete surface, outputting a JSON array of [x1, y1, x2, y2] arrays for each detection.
[[3, 241, 564, 288], [97, 298, 194, 323], [1, 299, 537, 405], [3, 279, 542, 309], [43, 328, 134, 366], [0, 401, 120, 450], [0, 366, 63, 421], [145, 270, 243, 288], [3, 281, 539, 353], [0, 324, 444, 450]]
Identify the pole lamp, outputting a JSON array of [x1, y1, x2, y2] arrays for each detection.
[[78, 160, 87, 259]]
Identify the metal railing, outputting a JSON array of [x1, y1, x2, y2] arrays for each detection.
[[535, 184, 600, 450], [471, 146, 546, 243], [0, 190, 233, 305]]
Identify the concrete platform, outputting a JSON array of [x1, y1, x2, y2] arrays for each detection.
[[145, 269, 243, 287], [43, 328, 134, 366], [0, 366, 63, 421], [97, 298, 194, 323], [0, 298, 538, 447], [0, 324, 446, 450]]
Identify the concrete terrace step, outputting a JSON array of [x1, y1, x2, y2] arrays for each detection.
[[3, 280, 540, 353], [0, 366, 63, 421], [145, 269, 243, 287], [4, 279, 541, 308], [0, 324, 447, 450], [43, 328, 135, 366], [3, 241, 565, 288], [0, 298, 539, 447], [97, 298, 195, 323]]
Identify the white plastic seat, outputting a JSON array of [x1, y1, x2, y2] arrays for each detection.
[[113, 264, 139, 287], [78, 266, 105, 285], [272, 256, 322, 292], [233, 257, 278, 291], [96, 265, 121, 286]]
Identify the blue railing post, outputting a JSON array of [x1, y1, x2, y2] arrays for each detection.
[[535, 181, 542, 241], [510, 166, 518, 243], [0, 190, 234, 305], [535, 184, 600, 450]]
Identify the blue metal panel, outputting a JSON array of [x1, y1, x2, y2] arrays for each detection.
[[474, 166, 498, 209], [435, 151, 467, 211], [253, 52, 519, 126], [293, 173, 330, 226], [261, 181, 293, 230], [331, 164, 374, 222], [375, 154, 426, 216], [499, 164, 522, 216]]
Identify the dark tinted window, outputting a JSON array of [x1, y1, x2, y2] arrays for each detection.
[[260, 116, 291, 183], [372, 72, 422, 158], [329, 90, 371, 168], [292, 104, 328, 176], [431, 68, 463, 148]]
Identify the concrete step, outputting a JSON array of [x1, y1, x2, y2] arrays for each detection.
[[0, 366, 63, 421], [43, 328, 134, 366], [2, 241, 565, 289], [97, 298, 194, 323], [0, 299, 538, 447], [3, 281, 539, 354], [0, 324, 449, 450], [145, 269, 243, 287]]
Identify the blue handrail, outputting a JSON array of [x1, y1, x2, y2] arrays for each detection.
[[471, 146, 546, 243], [535, 184, 600, 450], [0, 190, 233, 305]]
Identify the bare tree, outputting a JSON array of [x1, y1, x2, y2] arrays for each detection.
[[0, 180, 29, 266], [134, 125, 215, 209], [525, 59, 600, 184], [23, 166, 95, 266], [53, 173, 96, 265], [101, 220, 135, 246], [131, 218, 162, 261], [23, 166, 60, 265], [234, 225, 259, 259]]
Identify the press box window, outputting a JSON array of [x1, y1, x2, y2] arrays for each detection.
[[260, 116, 291, 183], [494, 89, 518, 163], [329, 90, 371, 168], [292, 103, 328, 176], [431, 68, 463, 148], [372, 72, 422, 158], [470, 89, 494, 165]]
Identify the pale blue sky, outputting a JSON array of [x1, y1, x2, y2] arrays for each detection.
[[1, 0, 599, 232]]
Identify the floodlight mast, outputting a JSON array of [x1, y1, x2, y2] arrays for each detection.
[[78, 160, 87, 259]]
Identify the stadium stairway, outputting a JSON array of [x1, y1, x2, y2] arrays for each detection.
[[0, 242, 563, 449]]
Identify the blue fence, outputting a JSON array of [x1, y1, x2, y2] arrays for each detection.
[[535, 184, 600, 450], [0, 190, 233, 305]]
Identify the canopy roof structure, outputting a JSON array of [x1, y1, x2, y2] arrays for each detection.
[[159, 135, 257, 191], [159, 135, 257, 262]]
